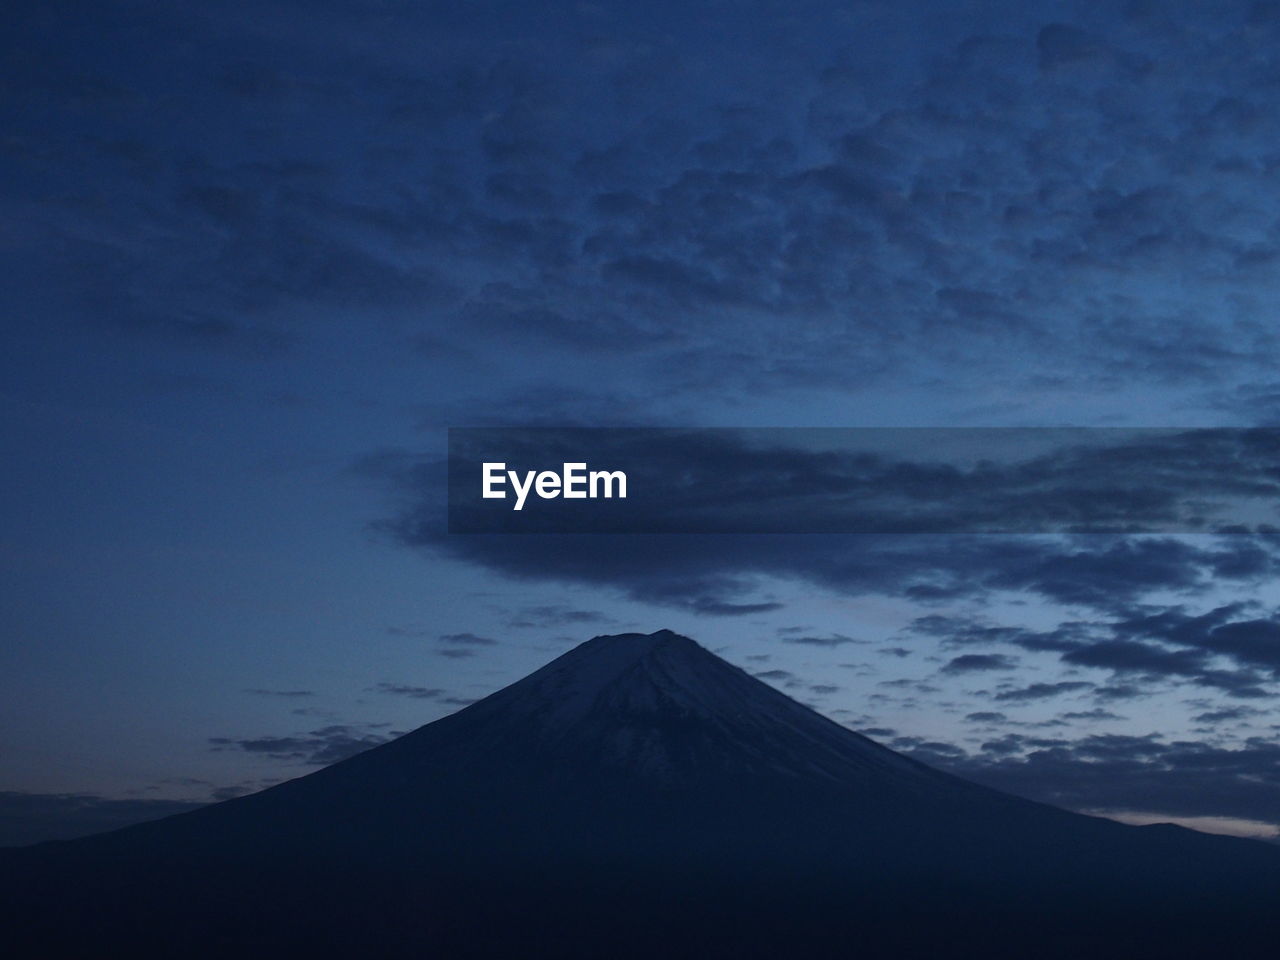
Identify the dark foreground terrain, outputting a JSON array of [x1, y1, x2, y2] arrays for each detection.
[[4, 630, 1279, 958]]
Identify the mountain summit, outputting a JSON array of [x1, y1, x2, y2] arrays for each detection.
[[5, 630, 1280, 959], [443, 629, 942, 785]]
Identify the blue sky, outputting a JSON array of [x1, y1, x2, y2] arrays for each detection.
[[6, 0, 1280, 843]]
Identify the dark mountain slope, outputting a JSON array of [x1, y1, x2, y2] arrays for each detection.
[[4, 630, 1279, 958]]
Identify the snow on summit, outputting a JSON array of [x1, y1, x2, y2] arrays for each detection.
[[449, 630, 949, 786]]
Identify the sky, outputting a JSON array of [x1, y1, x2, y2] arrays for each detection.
[[5, 0, 1280, 844]]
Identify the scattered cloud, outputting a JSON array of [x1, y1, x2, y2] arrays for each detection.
[[369, 683, 444, 699], [439, 632, 498, 646], [783, 633, 861, 647], [899, 733, 1280, 831], [210, 725, 393, 765], [942, 654, 1018, 674], [993, 681, 1094, 702]]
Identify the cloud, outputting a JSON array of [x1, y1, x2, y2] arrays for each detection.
[[18, 1, 1280, 428], [942, 653, 1018, 674], [369, 683, 444, 699], [993, 681, 1094, 702], [1192, 706, 1265, 725], [908, 614, 1091, 653], [210, 725, 393, 765], [439, 632, 498, 646], [1094, 683, 1148, 702], [373, 428, 1280, 623], [394, 524, 1275, 620], [683, 598, 785, 616], [782, 633, 861, 647], [910, 603, 1280, 701], [1062, 639, 1211, 675], [899, 733, 1280, 830], [752, 669, 796, 682], [1060, 708, 1124, 721]]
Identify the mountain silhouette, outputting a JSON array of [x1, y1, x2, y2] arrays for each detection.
[[4, 629, 1280, 958]]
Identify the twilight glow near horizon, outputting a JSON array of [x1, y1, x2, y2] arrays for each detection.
[[5, 0, 1280, 844]]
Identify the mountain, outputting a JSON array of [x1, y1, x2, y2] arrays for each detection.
[[4, 630, 1280, 958]]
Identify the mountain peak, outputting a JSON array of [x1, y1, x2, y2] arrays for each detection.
[[584, 627, 699, 650], [471, 629, 718, 725], [445, 628, 940, 788], [567, 628, 702, 669]]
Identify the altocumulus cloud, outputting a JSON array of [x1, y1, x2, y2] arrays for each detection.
[[20, 3, 1280, 427]]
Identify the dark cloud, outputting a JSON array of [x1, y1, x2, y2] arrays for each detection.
[[993, 681, 1094, 702], [1056, 606, 1280, 698], [752, 669, 796, 682], [210, 725, 392, 765], [385, 626, 502, 652], [370, 683, 444, 699], [908, 614, 1092, 653], [395, 526, 1274, 620], [439, 632, 498, 646], [1095, 683, 1148, 702], [898, 733, 1280, 829], [1197, 619, 1280, 672], [965, 711, 1009, 723], [1060, 708, 1124, 721], [878, 678, 942, 696], [369, 427, 1280, 621], [1062, 639, 1210, 676], [20, 2, 1280, 422], [910, 603, 1280, 701], [782, 633, 861, 647], [888, 737, 968, 763], [942, 653, 1018, 674], [1193, 706, 1266, 725], [683, 598, 785, 616]]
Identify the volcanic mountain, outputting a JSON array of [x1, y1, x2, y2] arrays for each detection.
[[5, 630, 1280, 958]]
